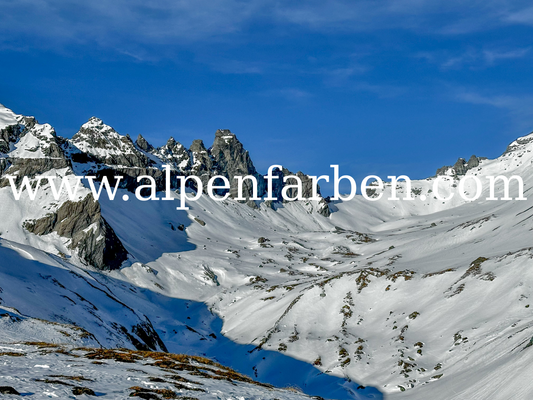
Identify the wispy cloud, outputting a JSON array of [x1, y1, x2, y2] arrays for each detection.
[[2, 0, 533, 56], [456, 89, 533, 132], [352, 82, 407, 98], [322, 65, 369, 87], [417, 47, 530, 70], [260, 88, 313, 101], [0, 0, 268, 48], [440, 50, 478, 70], [273, 0, 530, 35], [201, 59, 268, 74], [483, 48, 530, 64], [505, 5, 533, 25]]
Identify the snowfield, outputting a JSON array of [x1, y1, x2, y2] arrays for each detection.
[[107, 132, 533, 399], [1, 103, 533, 399]]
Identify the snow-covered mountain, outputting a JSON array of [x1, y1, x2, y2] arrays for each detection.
[[1, 102, 532, 399]]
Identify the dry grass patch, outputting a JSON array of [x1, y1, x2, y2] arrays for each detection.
[[0, 352, 25, 357]]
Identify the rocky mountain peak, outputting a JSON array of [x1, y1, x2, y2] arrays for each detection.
[[0, 107, 63, 161], [190, 139, 208, 153], [210, 129, 264, 199], [87, 116, 103, 123], [75, 117, 122, 140], [214, 129, 236, 141], [151, 136, 190, 171], [166, 137, 177, 147], [136, 134, 154, 152], [71, 118, 153, 168]]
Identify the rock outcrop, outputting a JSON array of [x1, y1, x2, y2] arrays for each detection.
[[436, 155, 486, 177], [152, 137, 191, 172], [210, 129, 266, 199], [23, 195, 128, 270], [135, 134, 154, 152]]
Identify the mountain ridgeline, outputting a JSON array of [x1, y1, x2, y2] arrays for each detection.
[[0, 106, 329, 271], [72, 117, 330, 213]]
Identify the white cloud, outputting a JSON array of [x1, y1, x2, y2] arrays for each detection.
[[261, 88, 313, 101], [2, 0, 533, 54], [0, 0, 269, 47], [505, 5, 533, 25], [456, 90, 533, 133], [322, 65, 368, 87], [483, 48, 530, 64], [417, 47, 530, 70]]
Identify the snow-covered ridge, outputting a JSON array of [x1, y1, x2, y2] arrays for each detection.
[[0, 105, 65, 160], [0, 104, 19, 130], [10, 123, 60, 159], [505, 130, 533, 154], [71, 117, 138, 158]]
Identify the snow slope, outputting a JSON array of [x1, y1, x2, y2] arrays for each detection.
[[0, 238, 165, 351], [0, 104, 18, 130], [101, 131, 533, 399], [0, 344, 325, 399], [1, 102, 533, 399], [0, 237, 379, 399]]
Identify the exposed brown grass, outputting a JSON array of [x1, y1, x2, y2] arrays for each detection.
[[0, 352, 25, 357]]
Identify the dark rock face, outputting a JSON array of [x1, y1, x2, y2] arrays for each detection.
[[504, 133, 533, 154], [123, 320, 168, 352], [0, 386, 20, 395], [280, 168, 318, 201], [0, 116, 38, 154], [317, 198, 332, 217], [466, 155, 480, 170], [188, 139, 214, 190], [453, 158, 469, 176], [135, 134, 154, 152], [23, 195, 128, 270], [210, 129, 266, 199], [0, 158, 70, 187], [72, 387, 96, 396], [279, 167, 330, 215], [0, 158, 10, 175], [0, 124, 20, 153]]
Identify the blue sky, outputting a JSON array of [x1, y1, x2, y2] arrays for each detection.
[[1, 0, 533, 192]]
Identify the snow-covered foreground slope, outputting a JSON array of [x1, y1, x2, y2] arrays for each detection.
[[0, 239, 165, 351], [0, 343, 325, 399], [0, 238, 379, 399]]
